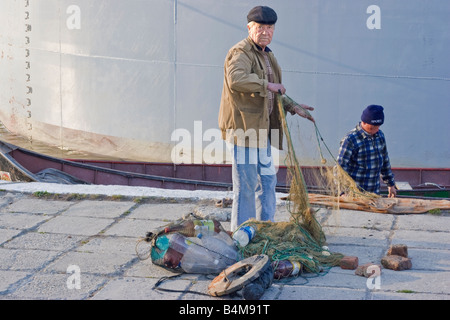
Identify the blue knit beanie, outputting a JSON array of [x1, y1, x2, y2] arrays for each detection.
[[361, 105, 384, 125]]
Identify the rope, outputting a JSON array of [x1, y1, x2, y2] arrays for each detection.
[[153, 274, 211, 297]]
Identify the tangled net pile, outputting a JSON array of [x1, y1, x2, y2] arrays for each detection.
[[235, 95, 379, 274]]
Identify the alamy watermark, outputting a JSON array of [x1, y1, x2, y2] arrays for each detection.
[[170, 121, 280, 173], [367, 5, 381, 30], [66, 265, 81, 290], [65, 4, 381, 31], [366, 265, 381, 290], [66, 5, 81, 30]]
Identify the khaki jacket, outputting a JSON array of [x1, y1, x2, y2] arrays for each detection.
[[218, 37, 288, 149]]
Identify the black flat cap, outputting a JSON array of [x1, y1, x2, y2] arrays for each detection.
[[247, 6, 277, 24]]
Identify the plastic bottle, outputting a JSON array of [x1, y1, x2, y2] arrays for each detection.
[[180, 237, 235, 274], [151, 233, 190, 270], [197, 228, 236, 247], [215, 230, 237, 248], [164, 219, 223, 237], [272, 260, 302, 279], [168, 232, 190, 254], [152, 230, 239, 274], [232, 225, 256, 247], [198, 233, 239, 262]]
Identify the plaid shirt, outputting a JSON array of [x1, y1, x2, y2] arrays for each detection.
[[337, 123, 395, 194]]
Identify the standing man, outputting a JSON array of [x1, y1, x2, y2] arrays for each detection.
[[337, 105, 397, 197], [219, 6, 315, 231]]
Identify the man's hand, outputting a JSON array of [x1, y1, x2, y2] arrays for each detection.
[[300, 104, 314, 112], [294, 105, 315, 123], [388, 186, 397, 198], [267, 82, 286, 94]]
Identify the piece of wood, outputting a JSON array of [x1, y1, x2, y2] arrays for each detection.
[[308, 193, 450, 214]]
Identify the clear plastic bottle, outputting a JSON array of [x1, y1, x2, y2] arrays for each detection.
[[153, 228, 239, 274], [198, 233, 239, 262], [168, 233, 189, 254], [197, 229, 236, 247], [272, 260, 302, 279], [215, 230, 237, 247], [233, 225, 256, 247], [180, 237, 235, 274]]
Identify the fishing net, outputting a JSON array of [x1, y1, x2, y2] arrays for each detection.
[[233, 94, 382, 274], [280, 94, 379, 203], [236, 219, 341, 274]]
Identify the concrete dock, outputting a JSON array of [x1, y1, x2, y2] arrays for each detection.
[[0, 181, 449, 303]]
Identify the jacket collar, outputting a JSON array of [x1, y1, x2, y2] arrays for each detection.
[[248, 36, 272, 52], [357, 122, 380, 139]]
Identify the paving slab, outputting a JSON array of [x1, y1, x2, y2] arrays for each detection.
[[103, 217, 159, 238], [0, 186, 448, 303], [44, 250, 135, 275], [326, 244, 386, 265], [37, 216, 115, 236], [276, 285, 367, 300], [129, 203, 197, 221], [375, 269, 450, 295], [396, 214, 450, 232], [90, 276, 191, 300], [3, 232, 85, 251], [0, 247, 60, 271], [407, 248, 450, 271], [324, 225, 391, 247], [62, 200, 136, 219], [1, 198, 73, 215], [0, 212, 49, 230], [5, 272, 108, 300], [324, 209, 395, 230], [0, 270, 30, 293], [0, 229, 22, 245], [391, 229, 450, 250]]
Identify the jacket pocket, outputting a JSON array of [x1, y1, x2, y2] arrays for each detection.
[[239, 109, 267, 135], [240, 106, 262, 113]]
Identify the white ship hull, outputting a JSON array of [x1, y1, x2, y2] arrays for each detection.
[[1, 0, 449, 170]]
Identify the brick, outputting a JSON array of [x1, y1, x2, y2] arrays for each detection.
[[355, 263, 382, 278], [381, 255, 412, 271], [387, 244, 408, 258], [340, 256, 359, 270]]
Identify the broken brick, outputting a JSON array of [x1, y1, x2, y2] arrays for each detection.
[[340, 256, 359, 270], [381, 255, 412, 271], [387, 244, 408, 258], [355, 263, 382, 278]]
